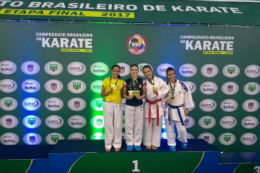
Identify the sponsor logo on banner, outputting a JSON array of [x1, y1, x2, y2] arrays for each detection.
[[68, 115, 86, 129], [198, 133, 215, 144], [0, 79, 17, 93], [240, 133, 257, 145], [90, 98, 104, 111], [21, 61, 40, 75], [219, 133, 236, 145], [68, 98, 86, 111], [244, 65, 260, 78], [68, 133, 86, 140], [242, 99, 259, 112], [199, 116, 216, 129], [221, 99, 238, 112], [90, 80, 103, 94], [22, 115, 41, 129], [91, 115, 104, 129], [199, 99, 217, 112], [44, 79, 63, 93], [90, 132, 105, 140], [90, 62, 109, 76], [244, 82, 260, 95], [44, 61, 63, 75], [200, 81, 217, 95], [241, 116, 258, 129], [184, 81, 196, 94], [187, 133, 194, 139], [21, 79, 40, 93], [201, 64, 219, 77], [221, 82, 239, 95], [0, 97, 18, 111], [220, 116, 237, 129], [138, 63, 153, 77], [179, 64, 197, 77], [46, 133, 64, 145], [127, 34, 147, 55], [45, 98, 63, 111], [1, 133, 19, 145], [67, 80, 86, 94], [23, 133, 42, 145], [117, 63, 130, 77], [0, 61, 17, 75], [0, 115, 19, 128], [45, 115, 64, 129], [222, 64, 240, 78], [67, 62, 86, 76], [184, 116, 195, 129], [157, 63, 175, 77]]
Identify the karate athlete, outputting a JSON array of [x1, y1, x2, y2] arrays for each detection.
[[101, 65, 124, 152], [123, 64, 146, 151], [143, 65, 169, 150], [164, 67, 194, 152]]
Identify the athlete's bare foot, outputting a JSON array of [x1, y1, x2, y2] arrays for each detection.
[[152, 146, 157, 150], [146, 146, 152, 149], [105, 149, 111, 152], [114, 148, 120, 152]]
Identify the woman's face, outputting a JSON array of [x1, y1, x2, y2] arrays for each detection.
[[167, 70, 176, 82], [111, 67, 120, 78], [131, 66, 139, 78], [143, 68, 153, 80]]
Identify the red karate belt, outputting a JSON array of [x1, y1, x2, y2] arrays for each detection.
[[146, 99, 162, 126]]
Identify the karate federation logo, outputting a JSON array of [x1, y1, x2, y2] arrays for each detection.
[[248, 85, 256, 92], [28, 118, 36, 125], [206, 67, 213, 75], [127, 34, 147, 55], [227, 85, 233, 92], [95, 100, 104, 108], [120, 66, 125, 74], [51, 83, 57, 91], [227, 67, 235, 74], [203, 119, 211, 126], [50, 64, 58, 72], [224, 135, 231, 143], [248, 102, 254, 110], [204, 136, 210, 143], [184, 119, 189, 126], [29, 136, 36, 143], [96, 118, 103, 126], [51, 135, 59, 143], [6, 118, 12, 126], [139, 66, 144, 73], [74, 101, 80, 108], [4, 100, 12, 108], [27, 64, 34, 72], [73, 82, 81, 91]]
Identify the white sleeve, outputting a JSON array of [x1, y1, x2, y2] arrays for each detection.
[[184, 84, 194, 109], [157, 78, 170, 99]]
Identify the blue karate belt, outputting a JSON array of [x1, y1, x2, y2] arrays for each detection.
[[168, 104, 184, 126]]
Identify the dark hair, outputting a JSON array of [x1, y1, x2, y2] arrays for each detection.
[[111, 64, 121, 79], [143, 65, 152, 71], [130, 64, 139, 70], [166, 67, 176, 84]]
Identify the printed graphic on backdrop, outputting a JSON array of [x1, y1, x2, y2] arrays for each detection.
[[21, 61, 40, 75], [0, 97, 18, 111], [68, 115, 86, 129], [90, 98, 104, 111], [67, 98, 86, 111], [22, 97, 41, 111], [242, 99, 259, 112], [241, 116, 258, 129], [91, 115, 104, 129], [219, 133, 236, 146], [21, 79, 40, 93], [179, 64, 197, 77], [45, 97, 64, 111], [199, 99, 217, 112], [220, 116, 237, 129], [244, 65, 260, 78], [200, 81, 218, 95], [67, 80, 86, 94], [221, 99, 238, 112], [68, 133, 86, 140], [45, 115, 64, 129], [221, 82, 239, 95], [23, 133, 42, 145], [45, 79, 63, 93], [243, 82, 260, 95], [201, 64, 219, 77], [222, 64, 240, 78], [23, 115, 41, 129], [138, 63, 153, 77], [184, 116, 195, 129], [46, 133, 64, 145], [198, 133, 215, 144], [90, 80, 103, 94], [90, 62, 109, 76], [184, 81, 196, 94], [127, 34, 147, 55], [0, 79, 17, 93], [198, 116, 216, 129], [117, 63, 130, 77], [44, 61, 63, 75], [0, 115, 19, 128], [1, 132, 19, 145], [240, 133, 257, 145], [157, 63, 175, 77], [67, 62, 86, 76], [0, 61, 17, 75]]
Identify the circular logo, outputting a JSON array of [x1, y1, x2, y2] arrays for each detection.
[[0, 79, 17, 93], [21, 61, 40, 75], [240, 133, 257, 145], [44, 79, 63, 93], [44, 61, 63, 75], [45, 115, 64, 129], [179, 64, 197, 77], [198, 133, 215, 144], [219, 133, 236, 145], [184, 81, 196, 94], [244, 82, 260, 95], [220, 116, 237, 129], [241, 116, 258, 129], [22, 97, 41, 111], [221, 99, 238, 112], [244, 65, 260, 78], [23, 133, 42, 145], [90, 132, 104, 140], [0, 115, 19, 128], [184, 116, 195, 129], [222, 64, 240, 78], [46, 133, 64, 145], [67, 62, 86, 76], [21, 79, 40, 93], [68, 133, 86, 140], [1, 133, 19, 145], [198, 116, 216, 129], [199, 99, 217, 112], [0, 97, 18, 111], [68, 115, 86, 129], [90, 98, 104, 111], [0, 61, 17, 75], [90, 80, 103, 94], [200, 81, 218, 95], [117, 63, 130, 77], [45, 98, 63, 111], [138, 63, 153, 77], [67, 80, 86, 94], [22, 115, 41, 129], [242, 99, 259, 112], [127, 34, 147, 55], [201, 64, 219, 77], [90, 62, 109, 76], [91, 115, 104, 129], [67, 98, 86, 111], [157, 63, 175, 77], [187, 133, 194, 139], [221, 82, 239, 95]]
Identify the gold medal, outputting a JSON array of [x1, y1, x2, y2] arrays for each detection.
[[110, 84, 115, 89], [171, 96, 175, 100], [128, 90, 134, 96], [134, 90, 140, 96], [152, 85, 157, 90]]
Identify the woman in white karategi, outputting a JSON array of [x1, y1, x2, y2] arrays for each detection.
[[143, 65, 169, 150], [164, 67, 194, 152], [123, 64, 146, 151]]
